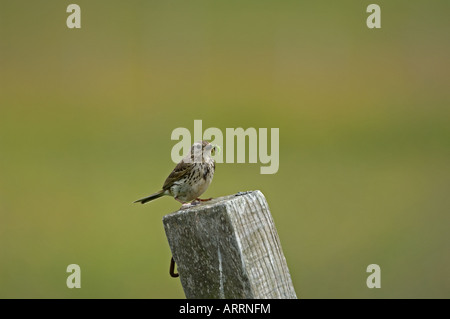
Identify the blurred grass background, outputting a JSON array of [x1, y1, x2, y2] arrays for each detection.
[[0, 1, 449, 298]]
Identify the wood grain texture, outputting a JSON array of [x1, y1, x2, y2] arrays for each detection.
[[162, 190, 297, 299]]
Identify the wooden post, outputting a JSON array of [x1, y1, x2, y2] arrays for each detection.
[[162, 190, 297, 299]]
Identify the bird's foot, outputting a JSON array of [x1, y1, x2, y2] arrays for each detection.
[[179, 198, 213, 210], [180, 203, 193, 210], [180, 200, 203, 209]]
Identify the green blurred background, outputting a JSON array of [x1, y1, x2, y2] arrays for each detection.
[[1, 1, 449, 298]]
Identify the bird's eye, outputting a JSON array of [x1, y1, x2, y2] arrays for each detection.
[[195, 144, 201, 149]]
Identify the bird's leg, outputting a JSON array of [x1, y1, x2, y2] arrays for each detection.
[[174, 197, 184, 204], [195, 197, 213, 202], [175, 197, 192, 210]]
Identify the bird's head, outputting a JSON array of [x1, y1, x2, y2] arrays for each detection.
[[190, 140, 220, 161]]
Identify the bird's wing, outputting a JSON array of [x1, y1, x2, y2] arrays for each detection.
[[162, 160, 193, 190]]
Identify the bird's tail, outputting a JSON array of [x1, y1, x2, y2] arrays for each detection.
[[133, 190, 166, 204]]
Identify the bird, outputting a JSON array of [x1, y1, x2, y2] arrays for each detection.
[[134, 140, 218, 206]]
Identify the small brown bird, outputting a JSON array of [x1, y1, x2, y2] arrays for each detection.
[[134, 140, 218, 206]]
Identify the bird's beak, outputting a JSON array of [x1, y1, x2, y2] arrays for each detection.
[[211, 144, 220, 156]]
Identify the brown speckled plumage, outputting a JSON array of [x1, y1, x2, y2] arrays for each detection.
[[134, 141, 216, 205]]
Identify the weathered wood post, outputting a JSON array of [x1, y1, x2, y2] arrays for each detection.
[[162, 190, 297, 299]]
